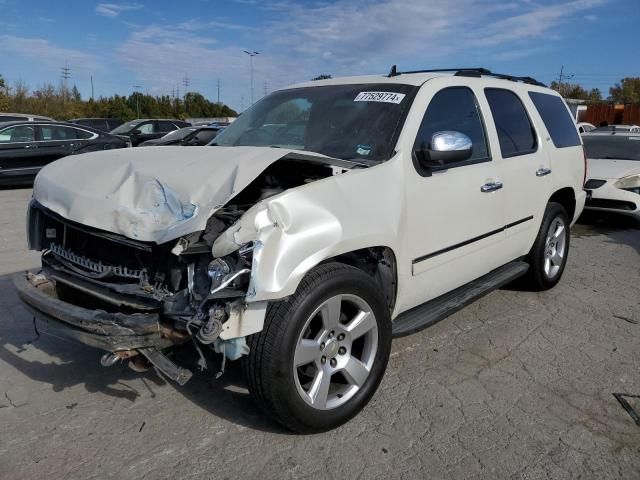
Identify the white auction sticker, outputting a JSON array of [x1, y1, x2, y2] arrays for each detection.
[[354, 91, 406, 104]]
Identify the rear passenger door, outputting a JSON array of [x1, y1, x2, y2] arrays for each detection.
[[482, 88, 550, 259], [37, 125, 76, 166]]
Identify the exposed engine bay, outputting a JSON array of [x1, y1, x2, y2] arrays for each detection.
[[24, 157, 346, 380]]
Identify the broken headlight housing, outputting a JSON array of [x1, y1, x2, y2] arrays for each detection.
[[614, 174, 640, 194]]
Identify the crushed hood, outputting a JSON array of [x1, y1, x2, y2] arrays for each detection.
[[587, 158, 640, 180], [33, 146, 325, 244]]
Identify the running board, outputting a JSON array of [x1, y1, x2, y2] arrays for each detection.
[[392, 260, 529, 338]]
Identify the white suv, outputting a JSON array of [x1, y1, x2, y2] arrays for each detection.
[[16, 67, 586, 433]]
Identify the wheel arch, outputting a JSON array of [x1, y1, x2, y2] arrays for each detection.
[[320, 246, 398, 314], [548, 187, 576, 223]]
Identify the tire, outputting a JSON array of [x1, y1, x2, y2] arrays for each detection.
[[523, 202, 570, 290], [242, 262, 392, 433]]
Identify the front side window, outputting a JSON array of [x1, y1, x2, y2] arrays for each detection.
[[485, 88, 537, 158], [137, 122, 155, 134], [214, 83, 417, 163], [529, 92, 580, 148], [0, 125, 36, 143], [414, 87, 489, 163]]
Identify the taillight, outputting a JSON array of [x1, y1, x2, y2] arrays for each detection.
[[582, 146, 588, 186]]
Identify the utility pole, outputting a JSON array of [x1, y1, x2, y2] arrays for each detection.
[[183, 74, 191, 93], [61, 60, 71, 105], [557, 65, 574, 97], [243, 50, 260, 105], [133, 85, 141, 118], [217, 78, 220, 104], [263, 81, 268, 97], [182, 74, 191, 114], [90, 75, 94, 101]]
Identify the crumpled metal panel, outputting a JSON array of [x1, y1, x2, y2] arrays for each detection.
[[212, 157, 405, 303], [32, 146, 310, 243]]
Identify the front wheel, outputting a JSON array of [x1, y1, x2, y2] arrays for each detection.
[[524, 202, 570, 290], [242, 263, 392, 433]]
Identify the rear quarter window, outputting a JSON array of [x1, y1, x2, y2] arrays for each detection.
[[529, 92, 581, 148]]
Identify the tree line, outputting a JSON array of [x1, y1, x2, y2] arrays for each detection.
[[0, 74, 237, 120], [549, 77, 640, 103]]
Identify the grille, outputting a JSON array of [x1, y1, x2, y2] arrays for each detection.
[[50, 243, 146, 279]]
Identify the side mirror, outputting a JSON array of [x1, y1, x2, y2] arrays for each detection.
[[415, 131, 473, 169], [131, 129, 142, 135]]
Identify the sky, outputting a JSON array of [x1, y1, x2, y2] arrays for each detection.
[[0, 0, 639, 112]]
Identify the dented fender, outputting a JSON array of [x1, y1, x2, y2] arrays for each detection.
[[212, 158, 406, 302]]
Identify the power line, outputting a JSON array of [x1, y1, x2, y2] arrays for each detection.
[[183, 74, 191, 92]]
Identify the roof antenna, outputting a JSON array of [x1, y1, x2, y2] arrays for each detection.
[[388, 65, 398, 77]]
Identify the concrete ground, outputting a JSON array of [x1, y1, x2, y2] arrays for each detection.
[[0, 187, 639, 480]]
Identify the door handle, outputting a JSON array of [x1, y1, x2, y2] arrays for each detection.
[[536, 168, 552, 177], [24, 144, 36, 149], [481, 181, 503, 193]]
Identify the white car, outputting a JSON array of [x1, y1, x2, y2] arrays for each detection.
[[15, 67, 586, 432], [583, 131, 640, 220]]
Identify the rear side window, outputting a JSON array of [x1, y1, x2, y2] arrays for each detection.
[[529, 92, 581, 148], [72, 128, 94, 139], [485, 88, 537, 158], [414, 87, 489, 163]]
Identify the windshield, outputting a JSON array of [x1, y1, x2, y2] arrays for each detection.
[[213, 84, 417, 162], [161, 127, 198, 141], [111, 122, 139, 134], [583, 135, 640, 161]]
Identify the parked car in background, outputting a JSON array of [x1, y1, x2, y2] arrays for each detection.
[[583, 131, 640, 220], [591, 124, 640, 134], [0, 121, 127, 186], [139, 126, 222, 147], [0, 113, 54, 122], [577, 122, 595, 134], [110, 119, 191, 146], [70, 118, 124, 133]]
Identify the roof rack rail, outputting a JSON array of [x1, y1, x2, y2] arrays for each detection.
[[387, 66, 546, 87]]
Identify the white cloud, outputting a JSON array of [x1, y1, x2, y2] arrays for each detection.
[[96, 3, 142, 18], [0, 35, 102, 74], [112, 0, 608, 109]]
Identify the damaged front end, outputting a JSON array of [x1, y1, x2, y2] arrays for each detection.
[[15, 199, 269, 384], [15, 156, 340, 385]]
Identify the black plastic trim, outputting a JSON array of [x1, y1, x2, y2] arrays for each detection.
[[413, 215, 534, 265]]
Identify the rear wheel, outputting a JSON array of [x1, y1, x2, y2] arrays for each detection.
[[242, 263, 392, 433], [524, 202, 570, 290]]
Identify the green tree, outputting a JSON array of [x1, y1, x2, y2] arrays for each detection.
[[311, 74, 332, 80], [0, 75, 9, 112], [549, 81, 603, 103], [609, 77, 640, 103]]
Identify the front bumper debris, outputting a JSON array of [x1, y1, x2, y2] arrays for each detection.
[[13, 271, 181, 352]]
